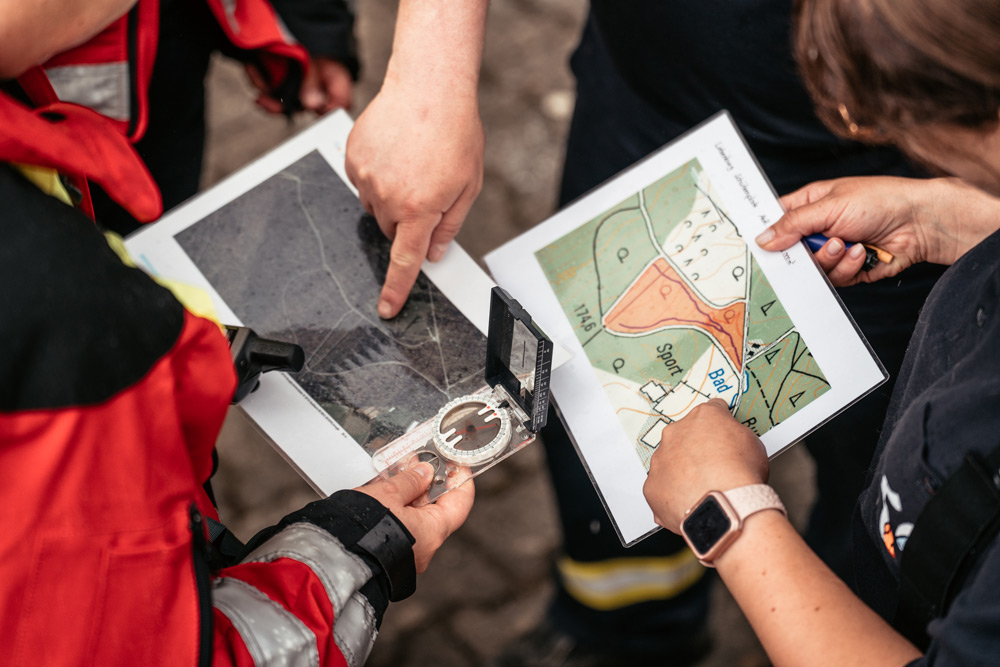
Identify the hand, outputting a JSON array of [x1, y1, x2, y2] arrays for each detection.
[[345, 79, 484, 319], [246, 56, 353, 115], [755, 176, 1000, 286], [756, 176, 927, 286], [356, 463, 474, 573], [643, 399, 768, 533]]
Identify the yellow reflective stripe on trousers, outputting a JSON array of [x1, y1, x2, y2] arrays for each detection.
[[557, 551, 705, 611]]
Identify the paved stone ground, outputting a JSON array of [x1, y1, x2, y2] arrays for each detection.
[[199, 1, 819, 665]]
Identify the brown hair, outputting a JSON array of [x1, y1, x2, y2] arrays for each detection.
[[794, 0, 1000, 143]]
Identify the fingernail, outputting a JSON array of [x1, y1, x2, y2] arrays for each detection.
[[377, 300, 393, 319], [428, 243, 448, 262], [848, 243, 867, 259], [825, 238, 844, 255], [413, 462, 433, 479], [755, 228, 775, 247]]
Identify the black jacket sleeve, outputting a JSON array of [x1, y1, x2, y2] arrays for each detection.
[[270, 0, 360, 79]]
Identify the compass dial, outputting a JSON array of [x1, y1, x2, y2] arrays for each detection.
[[432, 394, 511, 465]]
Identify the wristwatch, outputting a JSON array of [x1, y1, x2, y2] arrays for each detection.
[[680, 484, 786, 567]]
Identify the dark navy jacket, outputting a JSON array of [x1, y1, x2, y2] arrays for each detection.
[[855, 228, 1000, 663]]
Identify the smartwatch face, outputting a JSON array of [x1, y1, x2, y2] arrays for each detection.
[[682, 495, 733, 555]]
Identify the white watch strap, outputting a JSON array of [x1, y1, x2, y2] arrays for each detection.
[[724, 484, 786, 523]]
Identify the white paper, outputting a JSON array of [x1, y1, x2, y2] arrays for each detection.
[[485, 112, 886, 546]]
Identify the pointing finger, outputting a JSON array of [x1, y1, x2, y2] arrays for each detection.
[[378, 215, 439, 318]]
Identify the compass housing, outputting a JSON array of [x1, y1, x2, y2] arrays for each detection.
[[372, 287, 554, 504], [432, 393, 512, 465]]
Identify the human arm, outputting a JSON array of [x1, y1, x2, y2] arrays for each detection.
[[214, 464, 473, 665], [0, 0, 136, 78], [355, 462, 475, 573], [755, 176, 1000, 286], [246, 56, 353, 114], [643, 400, 922, 666], [345, 0, 488, 319]]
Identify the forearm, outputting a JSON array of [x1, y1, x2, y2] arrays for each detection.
[[344, 0, 488, 317], [716, 511, 921, 666], [922, 177, 1000, 265], [215, 491, 416, 666], [385, 0, 489, 100]]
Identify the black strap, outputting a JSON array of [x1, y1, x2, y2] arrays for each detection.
[[355, 514, 418, 602], [894, 445, 1000, 648]]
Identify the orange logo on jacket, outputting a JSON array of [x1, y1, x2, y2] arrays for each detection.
[[878, 475, 914, 559]]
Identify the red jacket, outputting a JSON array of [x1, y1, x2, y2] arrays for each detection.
[[0, 2, 412, 665], [9, 0, 309, 222]]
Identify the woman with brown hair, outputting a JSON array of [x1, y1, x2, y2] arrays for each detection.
[[643, 0, 1000, 663]]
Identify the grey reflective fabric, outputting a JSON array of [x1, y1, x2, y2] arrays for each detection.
[[221, 0, 240, 33], [213, 577, 319, 667], [333, 592, 378, 667], [273, 14, 298, 45], [246, 522, 372, 616], [45, 63, 130, 121]]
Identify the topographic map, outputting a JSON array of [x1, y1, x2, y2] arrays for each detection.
[[176, 151, 487, 456], [535, 158, 830, 469]]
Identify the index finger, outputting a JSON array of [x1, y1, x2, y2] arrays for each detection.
[[778, 179, 836, 212], [756, 198, 842, 252], [378, 214, 441, 319]]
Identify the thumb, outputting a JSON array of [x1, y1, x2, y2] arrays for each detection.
[[384, 462, 435, 505]]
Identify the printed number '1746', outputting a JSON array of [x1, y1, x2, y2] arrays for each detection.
[[574, 304, 597, 333]]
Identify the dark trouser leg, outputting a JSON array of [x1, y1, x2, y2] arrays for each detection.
[[542, 408, 713, 655], [542, 11, 943, 651], [541, 16, 713, 655]]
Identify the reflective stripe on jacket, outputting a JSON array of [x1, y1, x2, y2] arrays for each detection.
[[6, 0, 309, 224], [0, 2, 382, 663], [39, 0, 308, 144], [0, 149, 386, 666]]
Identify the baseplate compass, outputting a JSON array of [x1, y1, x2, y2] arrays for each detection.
[[372, 287, 554, 503]]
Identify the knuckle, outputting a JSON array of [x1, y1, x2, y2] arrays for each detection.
[[389, 247, 423, 272], [398, 198, 436, 221]]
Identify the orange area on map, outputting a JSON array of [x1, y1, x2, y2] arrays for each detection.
[[604, 258, 746, 368]]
